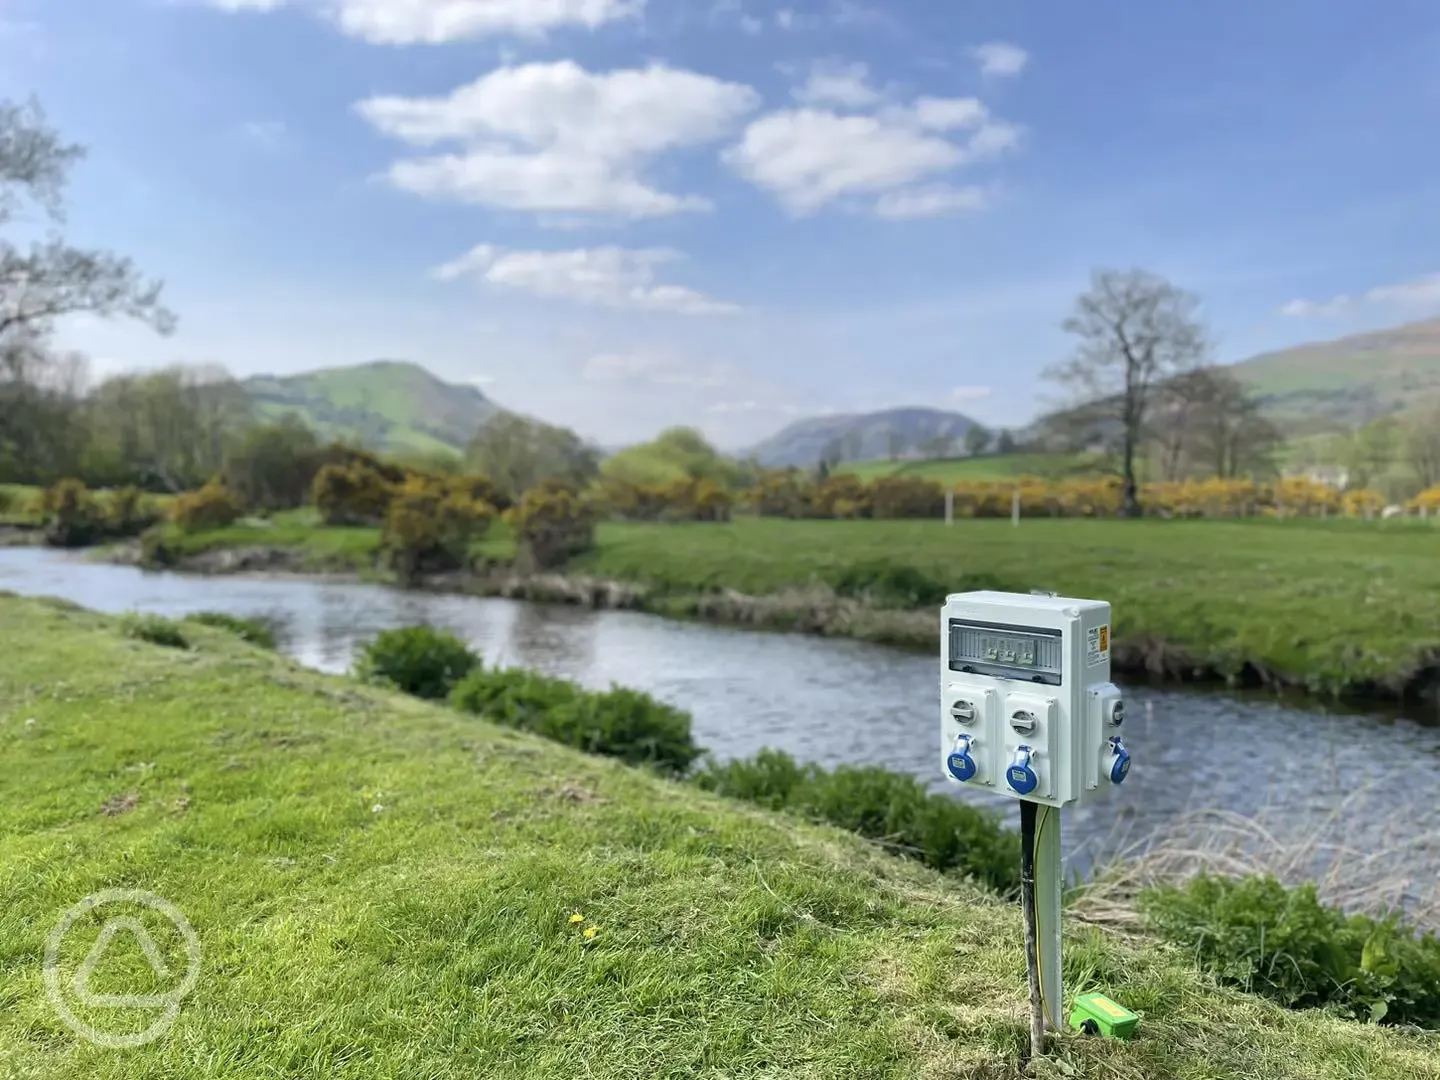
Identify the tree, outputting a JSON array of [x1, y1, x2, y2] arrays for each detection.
[[885, 430, 904, 461], [963, 424, 990, 456], [0, 98, 176, 480], [996, 429, 1016, 454], [465, 413, 599, 500], [223, 414, 323, 510], [1401, 399, 1440, 491], [919, 434, 955, 459], [1187, 367, 1282, 479], [1345, 416, 1399, 491], [1046, 269, 1207, 517]]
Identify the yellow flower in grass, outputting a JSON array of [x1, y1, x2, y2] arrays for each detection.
[[568, 912, 585, 925], [583, 925, 599, 940]]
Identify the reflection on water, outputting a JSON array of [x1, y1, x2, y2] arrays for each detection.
[[4, 547, 1438, 872]]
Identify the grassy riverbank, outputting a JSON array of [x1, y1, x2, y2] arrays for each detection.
[[573, 517, 1440, 701], [1, 593, 1435, 1078]]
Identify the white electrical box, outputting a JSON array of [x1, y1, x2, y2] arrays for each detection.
[[940, 591, 1130, 808]]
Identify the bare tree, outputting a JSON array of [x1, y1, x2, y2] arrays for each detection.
[[0, 97, 177, 478], [1046, 269, 1207, 516], [1187, 367, 1282, 479], [1403, 399, 1440, 490]]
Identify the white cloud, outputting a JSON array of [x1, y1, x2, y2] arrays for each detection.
[[358, 61, 759, 220], [431, 244, 741, 315], [775, 7, 795, 28], [951, 385, 993, 402], [972, 41, 1028, 77], [739, 13, 763, 34], [791, 60, 881, 108], [876, 184, 988, 220], [209, 0, 644, 43], [725, 89, 1021, 217], [1278, 272, 1440, 317], [465, 374, 496, 386]]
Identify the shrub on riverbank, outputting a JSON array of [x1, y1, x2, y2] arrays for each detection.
[[1140, 874, 1440, 1027], [37, 479, 161, 546], [509, 480, 597, 570], [185, 610, 278, 649], [450, 667, 700, 776], [313, 461, 395, 526], [354, 625, 480, 699], [691, 749, 1021, 896], [119, 612, 190, 649], [381, 476, 495, 582], [171, 477, 244, 532]]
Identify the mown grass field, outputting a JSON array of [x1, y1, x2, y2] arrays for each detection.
[[576, 516, 1440, 696], [1, 594, 1435, 1079], [834, 453, 1110, 484]]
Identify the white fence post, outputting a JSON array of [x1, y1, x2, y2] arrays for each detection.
[[945, 489, 954, 526], [1012, 487, 1020, 528]]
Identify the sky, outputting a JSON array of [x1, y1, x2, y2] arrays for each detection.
[[2, 0, 1439, 450]]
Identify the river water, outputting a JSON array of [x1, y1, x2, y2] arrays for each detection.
[[4, 547, 1438, 875]]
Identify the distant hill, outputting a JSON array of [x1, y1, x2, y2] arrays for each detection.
[[744, 407, 979, 468], [242, 360, 501, 457], [1229, 317, 1440, 432]]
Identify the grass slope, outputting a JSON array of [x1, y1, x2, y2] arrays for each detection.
[[1, 595, 1435, 1078], [1230, 316, 1440, 431], [576, 516, 1440, 696], [243, 360, 499, 457]]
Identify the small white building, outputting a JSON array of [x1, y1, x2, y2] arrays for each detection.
[[1289, 465, 1350, 490]]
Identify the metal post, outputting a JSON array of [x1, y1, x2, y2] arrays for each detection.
[[1019, 802, 1045, 1060], [1035, 804, 1064, 1032], [945, 490, 954, 526]]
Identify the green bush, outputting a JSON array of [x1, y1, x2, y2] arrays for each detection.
[[39, 478, 105, 547], [171, 477, 244, 533], [354, 626, 480, 700], [186, 611, 278, 649], [102, 486, 162, 538], [692, 749, 1020, 895], [1139, 874, 1440, 1027], [119, 613, 190, 650], [449, 668, 700, 776]]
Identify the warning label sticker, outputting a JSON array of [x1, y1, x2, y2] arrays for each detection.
[[1086, 624, 1110, 666]]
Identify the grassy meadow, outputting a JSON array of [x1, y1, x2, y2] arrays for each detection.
[[1, 593, 1436, 1078], [834, 453, 1110, 484], [575, 516, 1440, 698]]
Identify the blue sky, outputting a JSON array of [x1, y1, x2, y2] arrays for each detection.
[[2, 0, 1439, 449]]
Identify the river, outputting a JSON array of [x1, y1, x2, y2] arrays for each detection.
[[3, 547, 1438, 877]]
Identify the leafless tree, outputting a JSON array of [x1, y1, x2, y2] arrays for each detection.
[[1, 97, 177, 479], [1403, 398, 1440, 490], [1046, 269, 1208, 516], [1186, 367, 1282, 479]]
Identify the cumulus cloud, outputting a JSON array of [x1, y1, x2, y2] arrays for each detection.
[[1279, 272, 1440, 317], [791, 60, 881, 108], [209, 0, 644, 43], [431, 244, 741, 314], [724, 84, 1020, 217], [358, 61, 759, 220], [972, 41, 1028, 77]]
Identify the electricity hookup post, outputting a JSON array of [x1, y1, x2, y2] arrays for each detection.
[[940, 591, 1133, 1059]]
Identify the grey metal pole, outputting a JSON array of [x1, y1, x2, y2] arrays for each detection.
[[1019, 801, 1045, 1060]]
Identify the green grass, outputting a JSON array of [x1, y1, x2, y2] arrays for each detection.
[[574, 516, 1440, 697], [1, 594, 1436, 1078], [835, 453, 1111, 483]]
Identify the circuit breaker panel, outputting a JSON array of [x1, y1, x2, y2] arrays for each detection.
[[941, 591, 1130, 808]]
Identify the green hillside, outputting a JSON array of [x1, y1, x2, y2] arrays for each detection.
[[242, 360, 500, 457], [1230, 317, 1440, 431]]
